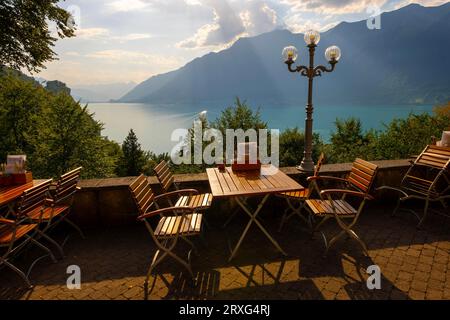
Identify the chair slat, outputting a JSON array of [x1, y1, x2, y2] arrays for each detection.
[[348, 176, 370, 193], [130, 175, 147, 191], [417, 158, 445, 168], [154, 161, 175, 192], [352, 161, 376, 176], [129, 175, 155, 215], [355, 158, 378, 171]]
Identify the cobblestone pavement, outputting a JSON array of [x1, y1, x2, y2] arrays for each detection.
[[1, 202, 449, 300]]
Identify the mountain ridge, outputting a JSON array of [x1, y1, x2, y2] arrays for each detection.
[[120, 3, 450, 105]]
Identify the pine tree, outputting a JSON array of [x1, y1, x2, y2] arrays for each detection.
[[116, 129, 147, 176]]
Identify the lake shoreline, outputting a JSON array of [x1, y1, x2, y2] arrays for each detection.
[[88, 103, 434, 154]]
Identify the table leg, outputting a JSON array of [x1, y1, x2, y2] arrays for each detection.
[[228, 194, 287, 261]]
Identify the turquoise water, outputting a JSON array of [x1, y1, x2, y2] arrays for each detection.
[[87, 102, 434, 154]]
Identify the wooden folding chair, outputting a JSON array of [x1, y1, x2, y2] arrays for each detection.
[[154, 161, 213, 211], [276, 153, 325, 231], [23, 168, 84, 258], [129, 175, 204, 289], [1, 180, 58, 288], [305, 159, 379, 257], [377, 145, 450, 228]]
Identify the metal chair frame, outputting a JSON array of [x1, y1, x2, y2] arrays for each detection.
[[276, 153, 325, 232], [0, 180, 58, 288], [377, 145, 450, 228], [305, 158, 379, 257], [129, 175, 204, 290], [23, 168, 84, 258]]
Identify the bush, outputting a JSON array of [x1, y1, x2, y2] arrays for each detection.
[[279, 127, 323, 166]]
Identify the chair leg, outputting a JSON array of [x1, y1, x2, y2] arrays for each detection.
[[417, 198, 430, 229], [323, 230, 345, 258], [181, 236, 199, 256], [278, 205, 291, 232], [167, 250, 194, 280], [144, 249, 163, 288], [64, 217, 86, 239], [311, 215, 331, 238], [36, 230, 65, 259], [392, 198, 401, 217], [28, 236, 57, 263], [279, 199, 308, 232], [1, 258, 33, 289]]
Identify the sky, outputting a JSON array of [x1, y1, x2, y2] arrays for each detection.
[[36, 0, 449, 87]]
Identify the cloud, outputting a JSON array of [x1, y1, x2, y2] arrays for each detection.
[[393, 0, 450, 9], [177, 0, 281, 49], [240, 2, 279, 35], [107, 0, 151, 12], [75, 27, 152, 42], [281, 0, 388, 15], [117, 33, 153, 41], [86, 50, 180, 68], [76, 28, 110, 39]]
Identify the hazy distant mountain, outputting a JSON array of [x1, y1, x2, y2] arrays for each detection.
[[120, 3, 450, 106], [72, 82, 136, 103]]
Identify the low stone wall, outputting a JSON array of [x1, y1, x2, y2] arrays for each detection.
[[71, 159, 411, 227]]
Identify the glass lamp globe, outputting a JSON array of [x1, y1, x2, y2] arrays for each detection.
[[282, 46, 298, 62], [325, 45, 341, 61], [304, 30, 320, 45]]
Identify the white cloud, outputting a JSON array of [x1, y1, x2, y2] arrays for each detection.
[[177, 0, 281, 49], [393, 0, 449, 9], [86, 50, 180, 68], [64, 51, 81, 57], [75, 27, 152, 42], [108, 0, 150, 12], [120, 33, 152, 40], [281, 0, 388, 15], [76, 28, 110, 39]]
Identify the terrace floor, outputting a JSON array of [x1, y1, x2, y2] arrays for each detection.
[[1, 202, 449, 300]]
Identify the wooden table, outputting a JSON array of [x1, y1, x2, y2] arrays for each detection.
[[0, 180, 47, 215], [206, 165, 305, 261]]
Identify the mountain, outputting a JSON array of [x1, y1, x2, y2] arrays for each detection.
[[120, 3, 450, 106], [1, 68, 71, 95], [71, 82, 136, 103]]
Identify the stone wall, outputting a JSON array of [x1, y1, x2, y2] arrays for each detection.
[[71, 159, 411, 227]]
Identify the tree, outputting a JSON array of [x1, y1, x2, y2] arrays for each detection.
[[211, 97, 267, 135], [116, 129, 147, 176], [279, 127, 323, 167], [28, 93, 121, 179], [374, 113, 448, 160], [433, 101, 450, 120], [328, 118, 377, 163], [0, 72, 47, 157], [0, 72, 121, 179], [0, 0, 75, 72]]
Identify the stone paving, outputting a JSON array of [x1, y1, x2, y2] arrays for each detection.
[[1, 202, 449, 300]]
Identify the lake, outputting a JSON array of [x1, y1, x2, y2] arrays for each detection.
[[87, 102, 434, 154]]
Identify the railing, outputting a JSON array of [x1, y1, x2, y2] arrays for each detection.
[[71, 159, 411, 227]]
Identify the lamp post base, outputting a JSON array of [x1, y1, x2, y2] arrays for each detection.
[[296, 158, 315, 173]]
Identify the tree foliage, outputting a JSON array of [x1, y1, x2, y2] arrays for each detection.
[[0, 72, 120, 178], [279, 127, 323, 167], [115, 129, 148, 177], [324, 108, 450, 163], [0, 0, 75, 72], [210, 97, 267, 135], [327, 118, 377, 163]]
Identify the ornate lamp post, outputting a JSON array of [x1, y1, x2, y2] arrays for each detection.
[[282, 30, 341, 172]]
